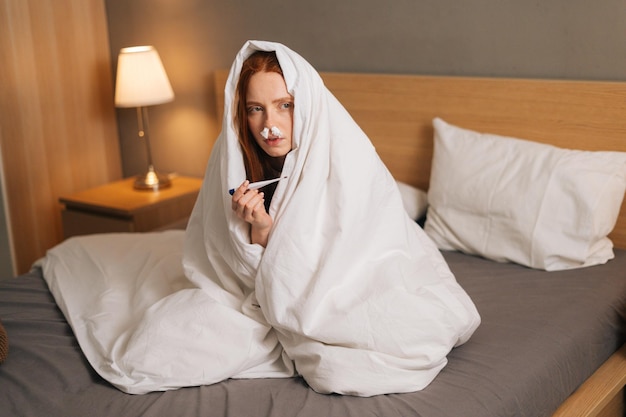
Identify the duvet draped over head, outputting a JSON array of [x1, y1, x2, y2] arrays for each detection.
[[182, 40, 480, 396]]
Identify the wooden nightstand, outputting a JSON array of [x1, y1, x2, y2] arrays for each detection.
[[59, 176, 203, 239]]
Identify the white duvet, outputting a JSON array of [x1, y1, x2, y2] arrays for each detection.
[[40, 40, 480, 396]]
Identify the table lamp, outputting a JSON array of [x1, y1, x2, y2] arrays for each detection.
[[114, 45, 174, 191]]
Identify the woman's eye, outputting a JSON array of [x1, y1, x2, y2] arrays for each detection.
[[247, 106, 263, 113], [280, 102, 294, 110]]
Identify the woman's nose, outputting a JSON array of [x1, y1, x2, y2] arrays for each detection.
[[264, 108, 276, 126]]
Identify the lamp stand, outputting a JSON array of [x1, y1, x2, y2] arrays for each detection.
[[134, 106, 171, 191]]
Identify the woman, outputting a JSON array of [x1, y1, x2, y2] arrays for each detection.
[[230, 51, 294, 247], [183, 40, 481, 396]]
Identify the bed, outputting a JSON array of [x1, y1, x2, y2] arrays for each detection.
[[1, 71, 626, 417]]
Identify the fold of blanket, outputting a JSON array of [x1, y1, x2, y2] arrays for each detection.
[[39, 40, 479, 396], [40, 231, 293, 395]]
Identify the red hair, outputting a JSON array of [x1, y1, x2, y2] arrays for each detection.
[[235, 51, 284, 183]]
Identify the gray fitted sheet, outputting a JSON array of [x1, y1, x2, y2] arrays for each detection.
[[1, 249, 625, 417]]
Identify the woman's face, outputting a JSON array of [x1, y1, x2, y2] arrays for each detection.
[[246, 71, 294, 159]]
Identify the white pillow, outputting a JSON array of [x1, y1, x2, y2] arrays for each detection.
[[396, 180, 428, 221], [424, 118, 626, 271]]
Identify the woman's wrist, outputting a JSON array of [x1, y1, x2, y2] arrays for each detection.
[[250, 222, 272, 247]]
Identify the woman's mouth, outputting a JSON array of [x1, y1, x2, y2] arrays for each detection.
[[265, 136, 282, 146]]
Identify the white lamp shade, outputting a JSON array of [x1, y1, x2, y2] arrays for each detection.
[[114, 45, 174, 108]]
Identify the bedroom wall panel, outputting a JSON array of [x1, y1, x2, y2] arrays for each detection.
[[0, 0, 122, 275], [0, 152, 15, 279]]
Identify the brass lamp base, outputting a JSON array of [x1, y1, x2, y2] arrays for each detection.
[[134, 167, 171, 191]]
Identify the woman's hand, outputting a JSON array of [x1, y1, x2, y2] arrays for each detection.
[[231, 180, 273, 247]]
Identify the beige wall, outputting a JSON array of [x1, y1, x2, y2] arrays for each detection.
[[105, 0, 626, 180]]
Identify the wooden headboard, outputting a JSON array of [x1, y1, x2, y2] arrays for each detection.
[[214, 70, 626, 249]]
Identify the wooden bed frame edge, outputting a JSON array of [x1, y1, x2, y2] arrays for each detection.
[[552, 345, 626, 417]]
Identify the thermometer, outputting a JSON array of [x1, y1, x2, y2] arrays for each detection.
[[228, 176, 287, 195]]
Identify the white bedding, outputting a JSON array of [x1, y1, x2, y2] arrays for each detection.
[[40, 40, 480, 396]]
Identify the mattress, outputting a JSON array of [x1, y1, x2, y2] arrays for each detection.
[[1, 249, 625, 417]]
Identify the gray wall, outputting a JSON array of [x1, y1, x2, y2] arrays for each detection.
[[105, 0, 626, 179]]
